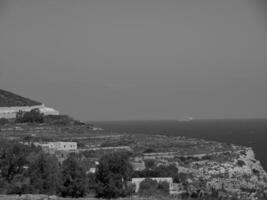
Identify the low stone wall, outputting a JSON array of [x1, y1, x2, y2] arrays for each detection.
[[143, 150, 233, 160]]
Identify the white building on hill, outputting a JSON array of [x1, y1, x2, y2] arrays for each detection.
[[35, 141, 77, 153], [0, 104, 59, 119], [36, 142, 78, 163]]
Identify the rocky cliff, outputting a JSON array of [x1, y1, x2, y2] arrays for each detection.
[[182, 147, 267, 199]]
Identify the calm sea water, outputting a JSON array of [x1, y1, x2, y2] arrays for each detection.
[[92, 119, 267, 170]]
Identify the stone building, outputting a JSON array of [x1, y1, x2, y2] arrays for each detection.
[[131, 177, 174, 193], [34, 141, 78, 163], [35, 141, 77, 153]]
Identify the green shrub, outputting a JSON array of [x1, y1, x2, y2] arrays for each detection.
[[43, 115, 75, 125], [145, 159, 156, 169], [143, 148, 155, 153], [0, 139, 41, 194], [134, 164, 178, 181], [139, 179, 170, 196], [139, 178, 158, 196], [5, 174, 31, 195], [158, 181, 170, 194], [95, 152, 133, 198], [15, 109, 44, 123], [0, 118, 9, 125], [27, 152, 61, 195], [59, 156, 87, 198]]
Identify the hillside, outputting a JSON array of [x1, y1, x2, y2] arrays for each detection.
[[0, 89, 42, 107], [0, 122, 266, 199]]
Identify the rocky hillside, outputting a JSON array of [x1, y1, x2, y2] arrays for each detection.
[[0, 89, 42, 107]]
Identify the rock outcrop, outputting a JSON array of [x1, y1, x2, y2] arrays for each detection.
[[184, 147, 267, 199]]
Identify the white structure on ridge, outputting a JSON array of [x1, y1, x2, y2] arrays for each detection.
[[0, 104, 59, 119]]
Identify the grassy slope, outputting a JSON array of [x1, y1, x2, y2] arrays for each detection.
[[0, 89, 42, 107], [0, 195, 218, 200]]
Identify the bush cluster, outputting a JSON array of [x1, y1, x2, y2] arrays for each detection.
[[133, 162, 179, 183], [139, 178, 170, 196], [0, 140, 88, 197], [43, 115, 77, 126], [0, 118, 9, 125], [15, 109, 44, 123], [95, 152, 134, 198], [15, 109, 80, 125], [0, 140, 135, 198]]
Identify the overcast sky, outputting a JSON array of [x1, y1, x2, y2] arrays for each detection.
[[0, 0, 266, 120]]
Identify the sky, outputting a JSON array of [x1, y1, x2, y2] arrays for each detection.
[[0, 0, 266, 121]]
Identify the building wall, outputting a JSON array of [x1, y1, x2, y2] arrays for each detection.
[[131, 177, 173, 193], [34, 141, 77, 163], [35, 142, 77, 152], [53, 142, 77, 151]]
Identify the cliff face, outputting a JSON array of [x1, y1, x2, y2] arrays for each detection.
[[242, 148, 267, 181], [182, 147, 267, 199]]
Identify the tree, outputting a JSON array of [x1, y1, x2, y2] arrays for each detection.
[[154, 164, 178, 178], [0, 140, 40, 194], [144, 159, 156, 170], [138, 179, 170, 197], [5, 174, 30, 195], [95, 152, 133, 198], [27, 152, 61, 195], [158, 181, 170, 194], [15, 109, 44, 123], [138, 178, 158, 196], [0, 118, 9, 125], [0, 141, 34, 183], [135, 164, 178, 180], [59, 156, 87, 198], [44, 115, 77, 126]]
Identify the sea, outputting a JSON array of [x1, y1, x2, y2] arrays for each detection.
[[92, 119, 267, 170]]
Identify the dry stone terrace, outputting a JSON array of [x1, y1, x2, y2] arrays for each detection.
[[0, 122, 244, 160], [0, 123, 244, 171]]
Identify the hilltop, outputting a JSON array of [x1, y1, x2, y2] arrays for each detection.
[[0, 89, 42, 107]]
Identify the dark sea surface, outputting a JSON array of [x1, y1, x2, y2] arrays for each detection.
[[92, 119, 267, 170]]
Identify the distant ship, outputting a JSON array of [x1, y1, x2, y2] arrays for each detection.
[[177, 117, 194, 122]]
